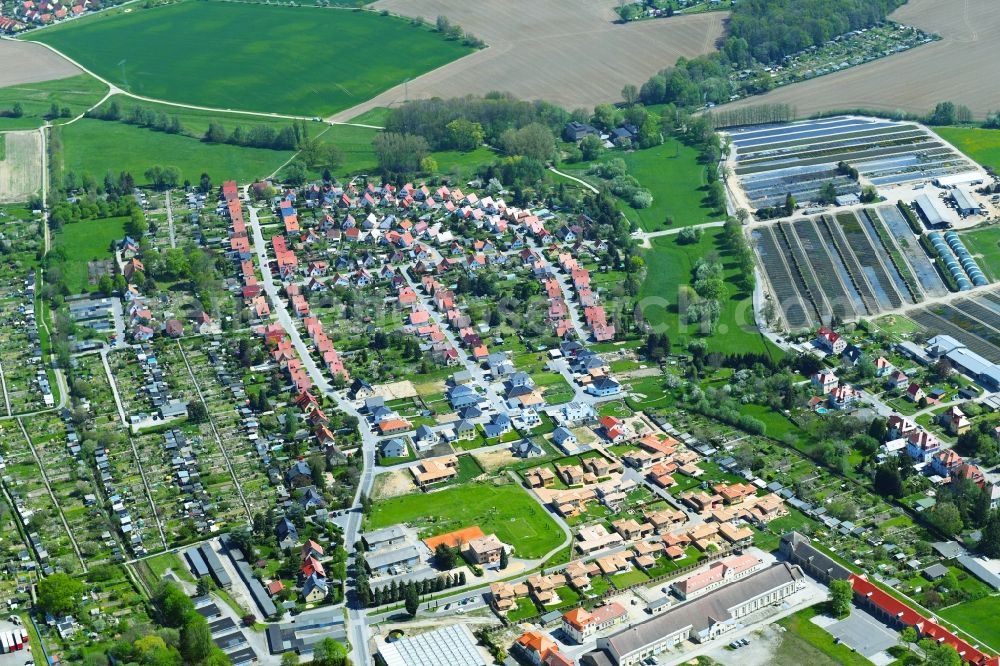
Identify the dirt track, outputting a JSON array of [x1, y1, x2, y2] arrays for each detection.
[[715, 0, 1000, 119], [0, 130, 43, 203], [333, 0, 725, 120], [0, 39, 80, 87]]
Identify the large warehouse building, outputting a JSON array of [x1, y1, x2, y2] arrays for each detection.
[[914, 192, 952, 228], [951, 187, 983, 215], [580, 563, 805, 666]]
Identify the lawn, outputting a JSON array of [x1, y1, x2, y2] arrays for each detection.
[[960, 226, 1000, 281], [366, 481, 564, 559], [738, 403, 803, 440], [61, 119, 292, 186], [29, 2, 472, 116], [933, 127, 1000, 172], [560, 138, 717, 231], [938, 595, 1000, 651], [0, 74, 108, 130], [144, 552, 195, 583], [776, 607, 872, 666], [56, 215, 127, 293], [507, 596, 539, 622], [775, 606, 873, 666], [639, 230, 779, 357], [610, 569, 650, 588]]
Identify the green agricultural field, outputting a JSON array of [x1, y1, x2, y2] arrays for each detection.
[[0, 74, 108, 131], [934, 127, 1000, 172], [56, 215, 127, 293], [349, 107, 391, 126], [639, 230, 778, 357], [938, 595, 1000, 652], [366, 481, 564, 559], [960, 226, 1000, 281], [29, 2, 472, 116], [61, 119, 292, 186]]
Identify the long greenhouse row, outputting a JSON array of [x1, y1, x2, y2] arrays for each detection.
[[726, 116, 978, 209], [754, 208, 977, 330]]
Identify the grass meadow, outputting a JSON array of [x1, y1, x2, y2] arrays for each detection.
[[29, 2, 472, 116], [934, 127, 1000, 172], [61, 119, 293, 186], [639, 229, 777, 357], [0, 74, 108, 131], [366, 481, 564, 559], [559, 138, 719, 231], [959, 225, 1000, 282], [57, 215, 127, 293]]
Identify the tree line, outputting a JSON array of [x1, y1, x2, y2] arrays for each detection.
[[383, 93, 570, 152], [87, 100, 313, 150], [729, 0, 905, 65], [632, 0, 904, 111]]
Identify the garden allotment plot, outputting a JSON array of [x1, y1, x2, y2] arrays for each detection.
[[753, 208, 963, 331], [726, 116, 978, 209]]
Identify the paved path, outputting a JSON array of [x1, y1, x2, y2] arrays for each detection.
[[165, 189, 176, 248], [0, 361, 10, 416], [632, 220, 727, 248], [101, 349, 129, 426], [548, 167, 598, 194]]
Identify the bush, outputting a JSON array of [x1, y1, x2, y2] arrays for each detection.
[[631, 190, 653, 208], [591, 158, 628, 180], [609, 175, 640, 197]]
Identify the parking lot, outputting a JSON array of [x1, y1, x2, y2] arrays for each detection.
[[0, 619, 32, 666], [813, 607, 899, 664]]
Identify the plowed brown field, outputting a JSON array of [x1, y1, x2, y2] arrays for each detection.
[[716, 0, 1000, 120], [334, 0, 725, 120]]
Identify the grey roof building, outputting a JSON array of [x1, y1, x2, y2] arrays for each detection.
[[366, 545, 422, 575], [582, 563, 804, 665], [957, 555, 1000, 590]]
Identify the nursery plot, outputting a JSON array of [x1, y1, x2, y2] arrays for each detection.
[[724, 116, 981, 211], [754, 209, 944, 329], [787, 219, 863, 319], [751, 226, 815, 330], [875, 205, 948, 297]]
